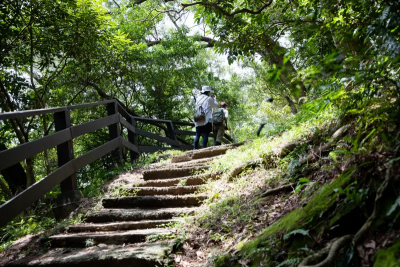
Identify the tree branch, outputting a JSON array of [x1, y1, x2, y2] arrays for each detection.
[[112, 0, 121, 8], [181, 1, 273, 18], [146, 36, 217, 47]]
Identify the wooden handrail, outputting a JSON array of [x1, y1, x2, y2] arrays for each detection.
[[0, 100, 116, 121]]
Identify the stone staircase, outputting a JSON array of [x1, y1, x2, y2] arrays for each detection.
[[5, 143, 243, 267]]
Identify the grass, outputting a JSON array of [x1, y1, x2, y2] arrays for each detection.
[[175, 102, 342, 266]]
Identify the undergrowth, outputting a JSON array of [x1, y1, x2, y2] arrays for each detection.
[[178, 88, 400, 266]]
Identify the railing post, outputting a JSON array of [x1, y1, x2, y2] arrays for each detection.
[[166, 121, 179, 148], [107, 101, 122, 164], [53, 110, 82, 220], [129, 118, 140, 162]]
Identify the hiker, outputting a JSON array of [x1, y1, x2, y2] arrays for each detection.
[[193, 86, 219, 149], [212, 102, 229, 146]]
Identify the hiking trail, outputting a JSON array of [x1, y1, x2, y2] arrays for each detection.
[[5, 143, 243, 267]]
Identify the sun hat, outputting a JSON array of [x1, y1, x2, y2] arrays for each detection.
[[201, 85, 212, 93]]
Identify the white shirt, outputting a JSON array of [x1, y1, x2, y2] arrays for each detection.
[[223, 109, 229, 119], [194, 94, 219, 127]]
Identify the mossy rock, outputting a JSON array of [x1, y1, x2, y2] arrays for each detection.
[[374, 239, 400, 267]]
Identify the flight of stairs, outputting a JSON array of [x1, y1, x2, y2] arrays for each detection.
[[6, 143, 243, 267]]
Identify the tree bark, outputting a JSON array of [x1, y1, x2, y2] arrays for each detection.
[[285, 95, 298, 114], [0, 142, 28, 195], [0, 176, 13, 200], [43, 114, 51, 175]]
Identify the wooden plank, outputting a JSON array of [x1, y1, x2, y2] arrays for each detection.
[[138, 146, 173, 153], [119, 115, 136, 134], [116, 103, 131, 121], [121, 138, 139, 154], [132, 116, 170, 123], [0, 129, 71, 172], [0, 138, 120, 228], [67, 99, 116, 111], [221, 137, 231, 144], [179, 145, 193, 150], [0, 114, 121, 172], [0, 107, 67, 121], [172, 121, 194, 127], [129, 118, 139, 162], [107, 102, 122, 163], [0, 161, 75, 228], [75, 138, 120, 170], [174, 129, 196, 136], [166, 121, 178, 146], [54, 111, 77, 193], [135, 128, 180, 146], [0, 100, 116, 121], [223, 133, 233, 142], [71, 114, 119, 138]]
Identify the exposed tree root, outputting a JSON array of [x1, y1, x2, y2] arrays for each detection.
[[353, 160, 397, 245], [227, 158, 263, 180], [258, 183, 296, 198], [299, 156, 398, 267], [300, 124, 350, 165], [298, 235, 353, 267], [273, 141, 303, 157]]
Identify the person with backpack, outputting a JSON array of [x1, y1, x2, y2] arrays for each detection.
[[193, 86, 219, 149], [212, 102, 229, 146]]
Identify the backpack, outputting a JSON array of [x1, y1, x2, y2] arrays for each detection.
[[193, 96, 209, 123], [212, 108, 225, 125]]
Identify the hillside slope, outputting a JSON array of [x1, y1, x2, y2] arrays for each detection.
[[174, 93, 400, 267]]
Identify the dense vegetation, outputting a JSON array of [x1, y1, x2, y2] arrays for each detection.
[[1, 0, 399, 265]]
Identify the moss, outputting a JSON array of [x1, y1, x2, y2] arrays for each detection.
[[214, 255, 230, 267], [238, 166, 356, 260], [328, 198, 360, 227], [374, 240, 400, 267]]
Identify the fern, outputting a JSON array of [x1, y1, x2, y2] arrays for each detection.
[[283, 229, 310, 240], [276, 258, 301, 267]]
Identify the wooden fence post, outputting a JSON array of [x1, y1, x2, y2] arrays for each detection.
[[107, 102, 122, 164], [166, 121, 179, 148], [129, 118, 139, 162], [53, 110, 82, 219]]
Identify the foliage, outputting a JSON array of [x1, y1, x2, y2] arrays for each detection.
[[85, 238, 95, 247], [283, 229, 311, 241]]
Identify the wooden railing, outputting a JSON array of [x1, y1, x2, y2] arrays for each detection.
[[0, 99, 231, 227]]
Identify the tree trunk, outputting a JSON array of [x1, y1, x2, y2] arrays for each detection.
[[25, 157, 35, 187], [43, 114, 51, 175], [0, 176, 13, 200], [262, 34, 307, 99], [285, 95, 298, 114], [0, 142, 28, 195]]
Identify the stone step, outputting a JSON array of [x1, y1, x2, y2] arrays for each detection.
[[48, 228, 172, 248], [132, 185, 201, 196], [5, 241, 173, 266], [136, 172, 221, 187], [171, 142, 244, 163], [68, 219, 178, 233], [165, 155, 222, 169], [142, 166, 208, 180], [85, 207, 195, 223], [102, 195, 207, 209]]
